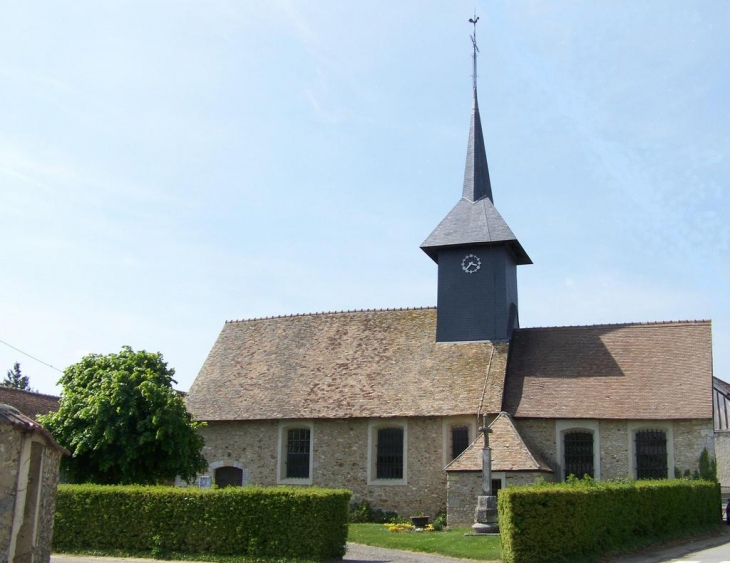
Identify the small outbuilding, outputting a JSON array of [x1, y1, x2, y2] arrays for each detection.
[[0, 403, 67, 563]]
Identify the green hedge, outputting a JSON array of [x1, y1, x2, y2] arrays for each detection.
[[498, 479, 720, 563], [53, 484, 351, 560]]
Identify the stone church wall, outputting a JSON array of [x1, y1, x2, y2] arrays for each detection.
[[198, 416, 449, 518], [514, 417, 714, 480], [715, 431, 730, 486], [446, 471, 554, 526]]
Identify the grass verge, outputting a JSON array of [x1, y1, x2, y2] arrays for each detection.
[[348, 523, 501, 561]]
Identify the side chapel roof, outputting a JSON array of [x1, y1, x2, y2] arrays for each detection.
[[503, 320, 713, 420], [446, 412, 552, 472], [186, 308, 509, 421]]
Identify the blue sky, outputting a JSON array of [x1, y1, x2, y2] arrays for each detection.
[[1, 1, 727, 395]]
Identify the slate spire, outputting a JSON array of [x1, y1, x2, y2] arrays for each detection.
[[421, 16, 532, 343], [463, 17, 493, 203]]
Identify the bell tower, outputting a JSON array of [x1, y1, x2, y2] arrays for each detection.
[[421, 18, 531, 343]]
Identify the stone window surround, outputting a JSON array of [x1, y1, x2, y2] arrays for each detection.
[[555, 420, 601, 481], [277, 420, 314, 485], [442, 415, 478, 468], [627, 421, 674, 479], [208, 460, 248, 487], [367, 419, 408, 486]]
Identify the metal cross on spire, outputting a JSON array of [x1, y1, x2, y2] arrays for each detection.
[[469, 13, 480, 90]]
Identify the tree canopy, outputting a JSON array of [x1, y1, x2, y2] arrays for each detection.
[[39, 346, 207, 485], [2, 362, 31, 390]]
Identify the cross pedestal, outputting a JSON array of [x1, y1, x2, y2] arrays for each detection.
[[472, 422, 499, 534]]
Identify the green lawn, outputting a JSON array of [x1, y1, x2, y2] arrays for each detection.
[[348, 523, 502, 561]]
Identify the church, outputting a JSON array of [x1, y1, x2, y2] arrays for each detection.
[[185, 30, 714, 525]]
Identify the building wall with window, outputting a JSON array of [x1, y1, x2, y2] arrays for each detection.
[[1, 404, 67, 563], [513, 418, 713, 481], [197, 416, 473, 516]]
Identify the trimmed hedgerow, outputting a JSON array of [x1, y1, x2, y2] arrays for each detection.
[[53, 484, 351, 561], [498, 478, 720, 563]]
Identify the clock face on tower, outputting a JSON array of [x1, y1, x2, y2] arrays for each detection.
[[461, 253, 481, 274]]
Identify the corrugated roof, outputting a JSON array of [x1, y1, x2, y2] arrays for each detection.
[[186, 308, 509, 421], [446, 412, 552, 472], [503, 321, 713, 420]]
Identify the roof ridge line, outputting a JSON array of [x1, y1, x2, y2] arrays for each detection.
[[225, 306, 437, 324], [0, 387, 60, 400], [519, 319, 711, 331]]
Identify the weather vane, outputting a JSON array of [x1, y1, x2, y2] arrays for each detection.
[[469, 12, 480, 90]]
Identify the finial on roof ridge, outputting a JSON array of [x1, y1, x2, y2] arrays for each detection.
[[469, 12, 480, 92]]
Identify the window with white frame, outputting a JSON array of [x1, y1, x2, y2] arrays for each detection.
[[442, 416, 478, 467], [278, 421, 313, 484], [628, 422, 673, 481], [635, 429, 668, 479], [451, 426, 470, 460], [563, 430, 594, 479], [556, 420, 601, 481], [368, 419, 407, 485]]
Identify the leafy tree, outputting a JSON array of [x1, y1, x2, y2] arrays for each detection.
[[39, 346, 206, 485], [2, 362, 31, 390]]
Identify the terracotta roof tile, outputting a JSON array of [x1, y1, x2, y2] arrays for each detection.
[[187, 308, 508, 421], [446, 412, 552, 472], [0, 403, 68, 454], [0, 387, 59, 419], [503, 321, 713, 419]]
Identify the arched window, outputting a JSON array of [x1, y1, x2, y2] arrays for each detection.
[[563, 430, 594, 480], [635, 429, 668, 479], [214, 465, 243, 488]]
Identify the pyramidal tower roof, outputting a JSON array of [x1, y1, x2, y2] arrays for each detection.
[[421, 19, 531, 265]]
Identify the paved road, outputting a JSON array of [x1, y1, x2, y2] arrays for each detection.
[[51, 543, 489, 563], [49, 529, 730, 563]]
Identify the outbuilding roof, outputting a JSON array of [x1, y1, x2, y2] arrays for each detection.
[[0, 387, 59, 420], [187, 308, 508, 421], [503, 321, 713, 420], [0, 403, 68, 454]]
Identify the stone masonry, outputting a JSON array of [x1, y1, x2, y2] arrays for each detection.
[[514, 418, 714, 479], [447, 471, 552, 526], [199, 416, 452, 518]]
